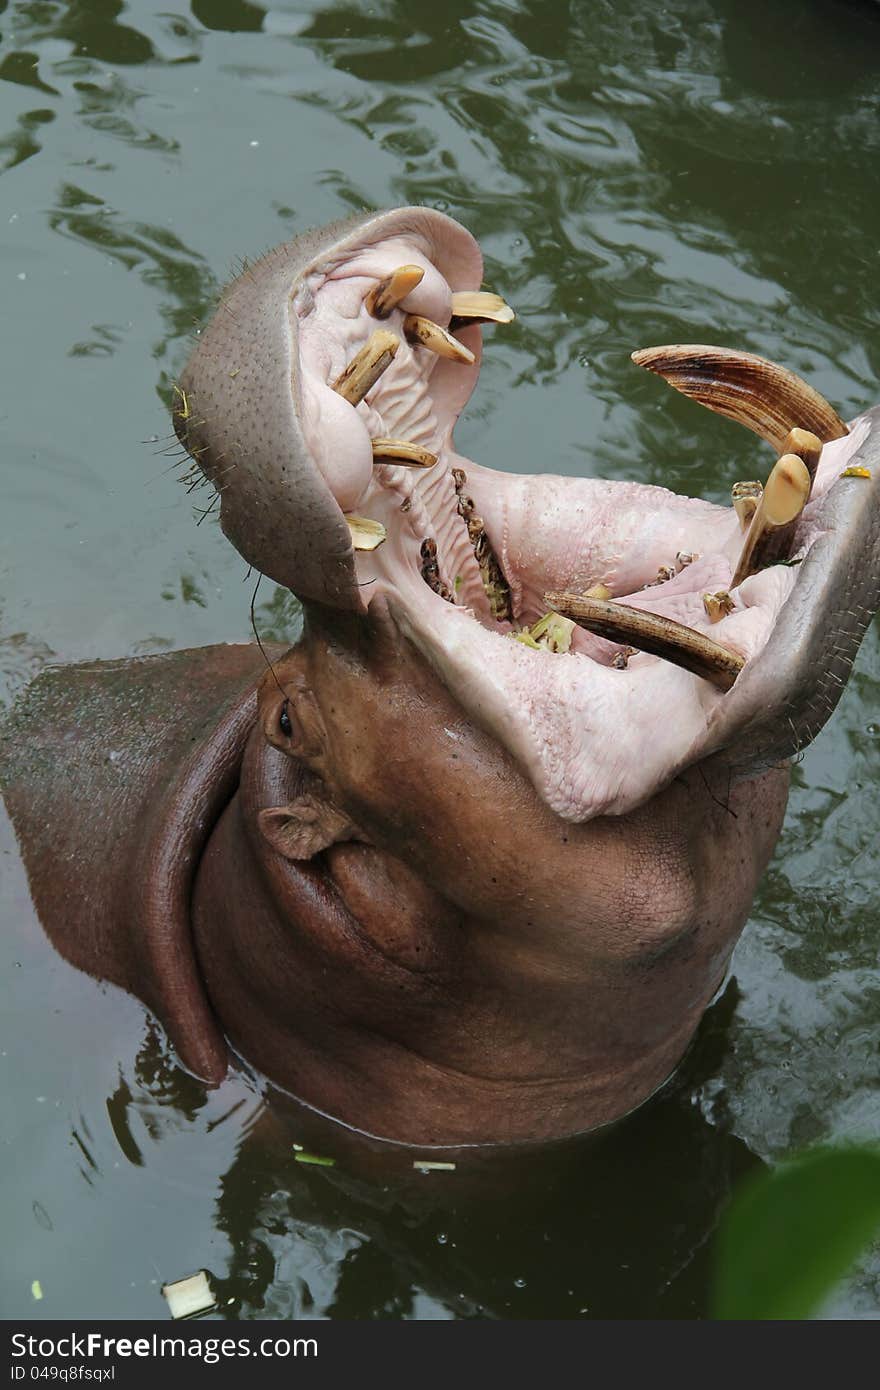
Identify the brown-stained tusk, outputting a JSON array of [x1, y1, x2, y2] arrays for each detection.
[[543, 591, 745, 692], [778, 426, 823, 483], [449, 290, 515, 328], [371, 437, 438, 469], [332, 330, 399, 405], [732, 480, 763, 531], [403, 314, 475, 364], [364, 265, 425, 319], [631, 345, 849, 452], [345, 515, 386, 551], [731, 452, 811, 588]]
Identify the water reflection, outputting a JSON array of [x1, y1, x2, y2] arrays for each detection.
[[112, 987, 762, 1320]]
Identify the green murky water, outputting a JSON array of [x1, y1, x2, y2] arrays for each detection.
[[1, 0, 879, 1320]]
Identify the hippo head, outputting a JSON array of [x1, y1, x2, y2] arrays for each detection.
[[175, 205, 878, 821], [170, 207, 879, 1143]]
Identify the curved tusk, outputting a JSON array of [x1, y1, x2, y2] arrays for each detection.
[[544, 591, 745, 692], [631, 344, 849, 451]]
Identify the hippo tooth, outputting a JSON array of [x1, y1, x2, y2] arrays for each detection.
[[702, 590, 736, 623], [544, 591, 746, 692], [631, 345, 849, 452], [449, 290, 515, 327], [641, 564, 677, 590], [732, 480, 763, 530], [364, 264, 425, 319], [419, 537, 454, 602], [780, 427, 823, 482], [332, 329, 400, 405], [731, 453, 811, 587], [346, 515, 387, 551], [403, 314, 476, 364], [452, 468, 512, 620], [371, 437, 438, 468], [584, 582, 612, 600]]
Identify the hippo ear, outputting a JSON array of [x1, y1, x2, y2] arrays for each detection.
[[258, 793, 360, 861]]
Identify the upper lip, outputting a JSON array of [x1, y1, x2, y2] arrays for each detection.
[[175, 206, 880, 822]]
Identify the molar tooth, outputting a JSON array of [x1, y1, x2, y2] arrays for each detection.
[[403, 315, 475, 364], [731, 452, 811, 588], [420, 537, 454, 603], [371, 437, 438, 469], [641, 564, 676, 590], [449, 291, 515, 327], [451, 468, 512, 620], [466, 514, 512, 622], [631, 345, 849, 451], [584, 583, 611, 600], [544, 591, 745, 692], [364, 264, 425, 319], [345, 515, 387, 551], [702, 590, 736, 623], [732, 480, 763, 530], [332, 330, 399, 405]]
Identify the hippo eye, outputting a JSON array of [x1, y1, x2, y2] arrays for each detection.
[[279, 701, 293, 738]]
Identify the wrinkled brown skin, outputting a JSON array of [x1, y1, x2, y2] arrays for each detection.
[[1, 598, 787, 1146]]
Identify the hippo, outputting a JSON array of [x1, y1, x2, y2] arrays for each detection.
[[2, 207, 878, 1147]]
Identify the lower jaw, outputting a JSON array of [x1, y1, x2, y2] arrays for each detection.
[[227, 1011, 706, 1149]]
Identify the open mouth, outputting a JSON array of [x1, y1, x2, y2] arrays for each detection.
[[175, 207, 879, 822]]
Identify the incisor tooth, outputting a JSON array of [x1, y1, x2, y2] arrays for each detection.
[[403, 315, 475, 364], [732, 480, 763, 530], [332, 330, 399, 405], [731, 452, 811, 588], [371, 438, 438, 469], [779, 426, 823, 481], [345, 515, 386, 551], [631, 345, 849, 451], [449, 291, 515, 327], [544, 591, 745, 692], [364, 265, 425, 319]]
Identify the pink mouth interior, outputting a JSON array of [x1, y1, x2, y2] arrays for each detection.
[[290, 231, 859, 821]]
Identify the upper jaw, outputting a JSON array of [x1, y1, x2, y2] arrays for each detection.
[[174, 207, 880, 823]]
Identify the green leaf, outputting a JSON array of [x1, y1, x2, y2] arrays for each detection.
[[713, 1145, 880, 1320]]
